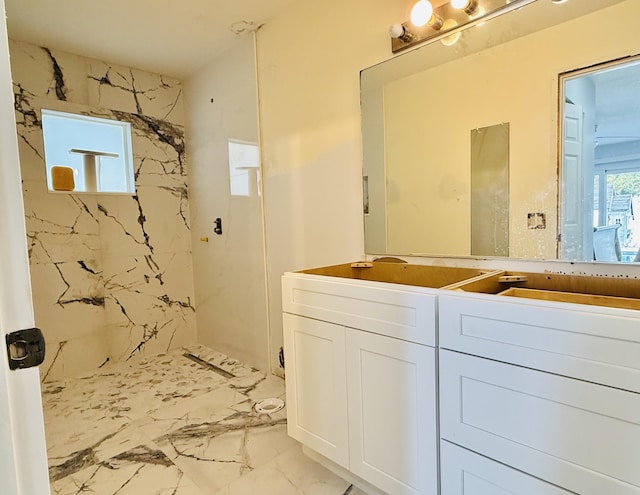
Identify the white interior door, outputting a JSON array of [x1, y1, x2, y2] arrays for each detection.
[[560, 102, 585, 260], [0, 1, 51, 493]]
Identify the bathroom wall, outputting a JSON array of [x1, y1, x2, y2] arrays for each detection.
[[10, 39, 196, 381], [184, 35, 270, 372], [255, 0, 411, 371]]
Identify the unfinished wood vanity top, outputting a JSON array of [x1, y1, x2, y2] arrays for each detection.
[[454, 270, 640, 310], [300, 261, 489, 289]]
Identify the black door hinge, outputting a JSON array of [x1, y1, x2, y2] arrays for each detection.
[[5, 327, 46, 370]]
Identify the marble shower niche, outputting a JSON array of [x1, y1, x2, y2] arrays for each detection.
[[10, 39, 197, 381]]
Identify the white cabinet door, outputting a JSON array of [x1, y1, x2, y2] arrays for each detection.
[[282, 313, 349, 468], [346, 329, 438, 495], [440, 441, 571, 495]]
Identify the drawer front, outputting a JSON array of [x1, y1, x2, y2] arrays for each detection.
[[440, 350, 640, 495], [439, 293, 640, 392], [440, 441, 571, 495], [282, 274, 436, 346]]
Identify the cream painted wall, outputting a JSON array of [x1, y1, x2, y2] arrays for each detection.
[[256, 0, 416, 371], [185, 35, 270, 372], [383, 1, 640, 260]]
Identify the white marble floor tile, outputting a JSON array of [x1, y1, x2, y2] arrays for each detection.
[[212, 444, 367, 495], [155, 404, 295, 493], [50, 443, 207, 495], [43, 345, 367, 495]]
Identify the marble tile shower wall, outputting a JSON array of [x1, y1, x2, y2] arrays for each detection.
[[10, 39, 197, 381]]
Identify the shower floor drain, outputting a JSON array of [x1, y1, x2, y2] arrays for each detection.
[[254, 398, 285, 414]]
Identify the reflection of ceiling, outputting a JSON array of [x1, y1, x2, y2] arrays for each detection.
[[590, 59, 640, 146], [4, 0, 299, 78]]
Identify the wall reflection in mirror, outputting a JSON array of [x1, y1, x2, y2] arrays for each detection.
[[361, 0, 640, 263]]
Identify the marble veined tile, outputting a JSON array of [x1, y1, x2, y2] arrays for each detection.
[[103, 252, 196, 361], [44, 350, 228, 479], [13, 91, 47, 183], [155, 401, 295, 494], [22, 181, 101, 265], [43, 346, 362, 495], [29, 261, 106, 358], [212, 444, 367, 495], [39, 333, 110, 384], [8, 40, 90, 106], [50, 443, 207, 495], [124, 112, 186, 177], [87, 60, 184, 125], [97, 185, 190, 257]]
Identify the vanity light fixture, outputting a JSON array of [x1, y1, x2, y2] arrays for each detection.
[[390, 0, 534, 53], [451, 0, 479, 15]]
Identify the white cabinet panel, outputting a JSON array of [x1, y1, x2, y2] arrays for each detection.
[[346, 329, 438, 495], [440, 350, 640, 495], [439, 293, 640, 392], [283, 314, 349, 468], [440, 441, 571, 495], [282, 274, 437, 345]]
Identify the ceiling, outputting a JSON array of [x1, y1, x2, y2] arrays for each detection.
[[4, 0, 299, 79], [589, 59, 640, 146]]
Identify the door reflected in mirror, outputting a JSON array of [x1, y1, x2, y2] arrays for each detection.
[[561, 56, 640, 263]]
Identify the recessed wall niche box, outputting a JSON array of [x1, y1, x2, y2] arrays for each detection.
[[41, 109, 135, 194]]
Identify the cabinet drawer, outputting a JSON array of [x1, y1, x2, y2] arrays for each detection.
[[440, 441, 571, 495], [439, 293, 640, 392], [282, 274, 436, 346], [440, 350, 640, 495]]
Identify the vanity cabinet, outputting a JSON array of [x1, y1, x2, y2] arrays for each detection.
[[282, 272, 439, 495], [284, 263, 640, 495], [438, 291, 640, 495]]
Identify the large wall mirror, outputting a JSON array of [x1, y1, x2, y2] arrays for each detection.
[[361, 0, 640, 263]]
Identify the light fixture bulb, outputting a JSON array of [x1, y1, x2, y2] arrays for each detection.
[[410, 0, 434, 27], [450, 0, 478, 14], [389, 23, 405, 39], [389, 23, 415, 43]]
